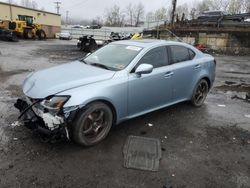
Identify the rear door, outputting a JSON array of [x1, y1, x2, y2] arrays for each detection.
[[168, 45, 200, 102]]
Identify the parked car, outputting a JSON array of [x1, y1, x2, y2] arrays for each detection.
[[0, 28, 18, 42], [59, 32, 72, 40], [72, 25, 83, 29], [197, 10, 228, 20], [86, 24, 102, 29], [15, 40, 216, 146]]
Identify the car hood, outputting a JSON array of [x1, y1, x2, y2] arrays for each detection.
[[23, 61, 115, 99]]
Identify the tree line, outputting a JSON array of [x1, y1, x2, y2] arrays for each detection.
[[102, 0, 250, 27]]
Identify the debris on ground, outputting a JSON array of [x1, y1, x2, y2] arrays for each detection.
[[13, 138, 18, 141], [244, 114, 250, 118], [123, 135, 161, 171], [11, 121, 21, 128], [217, 104, 226, 107], [147, 123, 153, 127], [164, 136, 167, 139]]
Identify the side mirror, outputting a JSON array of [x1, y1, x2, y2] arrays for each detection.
[[135, 64, 153, 75]]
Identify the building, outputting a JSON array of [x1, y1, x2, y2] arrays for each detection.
[[0, 2, 61, 38]]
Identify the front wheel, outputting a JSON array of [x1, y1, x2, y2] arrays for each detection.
[[72, 102, 113, 146], [191, 79, 209, 107]]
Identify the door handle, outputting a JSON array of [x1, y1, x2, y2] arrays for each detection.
[[194, 64, 201, 69], [164, 71, 174, 78]]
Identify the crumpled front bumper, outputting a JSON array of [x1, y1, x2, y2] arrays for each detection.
[[14, 98, 77, 141]]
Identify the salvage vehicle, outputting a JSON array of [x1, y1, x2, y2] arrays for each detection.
[[0, 28, 18, 42], [77, 35, 98, 52], [59, 32, 72, 40], [197, 11, 229, 20], [15, 40, 216, 146]]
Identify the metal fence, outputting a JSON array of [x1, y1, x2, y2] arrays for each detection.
[[60, 26, 144, 40]]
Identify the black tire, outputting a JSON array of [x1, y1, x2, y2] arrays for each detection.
[[72, 102, 113, 146], [88, 39, 98, 52], [191, 79, 209, 107], [37, 29, 46, 40], [23, 29, 33, 39], [11, 35, 19, 42]]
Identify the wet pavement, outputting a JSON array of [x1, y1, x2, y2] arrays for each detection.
[[0, 40, 250, 188]]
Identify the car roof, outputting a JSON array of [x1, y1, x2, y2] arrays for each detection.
[[113, 39, 193, 49]]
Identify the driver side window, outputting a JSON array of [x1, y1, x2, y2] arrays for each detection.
[[135, 46, 168, 70]]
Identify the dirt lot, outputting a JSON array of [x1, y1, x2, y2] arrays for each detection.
[[0, 39, 250, 188]]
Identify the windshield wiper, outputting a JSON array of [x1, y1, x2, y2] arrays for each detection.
[[79, 59, 87, 64], [89, 63, 111, 70]]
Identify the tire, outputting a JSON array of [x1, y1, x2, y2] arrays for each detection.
[[37, 29, 46, 40], [191, 79, 209, 107], [88, 39, 98, 52], [23, 29, 33, 39], [72, 102, 113, 146]]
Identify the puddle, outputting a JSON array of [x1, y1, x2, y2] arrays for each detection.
[[0, 67, 30, 81]]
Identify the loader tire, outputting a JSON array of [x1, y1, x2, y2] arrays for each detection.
[[23, 29, 33, 39], [37, 29, 46, 40]]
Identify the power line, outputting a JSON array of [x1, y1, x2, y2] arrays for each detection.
[[54, 1, 61, 14], [65, 0, 89, 9]]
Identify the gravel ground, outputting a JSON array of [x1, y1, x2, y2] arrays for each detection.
[[0, 39, 250, 188]]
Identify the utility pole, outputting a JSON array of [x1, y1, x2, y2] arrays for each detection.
[[8, 0, 13, 20], [66, 11, 69, 26], [54, 1, 61, 14], [171, 0, 177, 26]]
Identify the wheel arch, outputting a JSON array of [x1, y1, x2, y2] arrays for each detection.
[[82, 99, 117, 125], [201, 76, 211, 90]]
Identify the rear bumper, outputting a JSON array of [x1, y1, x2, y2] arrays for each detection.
[[14, 98, 76, 141]]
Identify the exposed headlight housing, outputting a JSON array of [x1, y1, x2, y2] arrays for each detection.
[[41, 96, 70, 110]]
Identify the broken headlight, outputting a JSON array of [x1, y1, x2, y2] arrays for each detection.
[[41, 96, 70, 110]]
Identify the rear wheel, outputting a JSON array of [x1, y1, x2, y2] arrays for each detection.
[[191, 79, 209, 107], [37, 29, 46, 40], [72, 102, 113, 146]]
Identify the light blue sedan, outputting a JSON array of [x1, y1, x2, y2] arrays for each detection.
[[15, 40, 216, 146]]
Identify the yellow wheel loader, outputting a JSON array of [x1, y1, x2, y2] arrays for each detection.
[[0, 15, 46, 40]]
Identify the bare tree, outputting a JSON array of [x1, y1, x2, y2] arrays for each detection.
[[126, 3, 134, 26], [176, 3, 189, 20], [105, 5, 125, 26], [228, 0, 242, 14], [146, 11, 154, 22], [133, 2, 145, 27], [21, 0, 38, 9], [92, 16, 103, 25], [154, 7, 168, 21], [196, 0, 210, 13]]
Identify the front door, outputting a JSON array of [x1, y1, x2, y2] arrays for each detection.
[[128, 46, 173, 116]]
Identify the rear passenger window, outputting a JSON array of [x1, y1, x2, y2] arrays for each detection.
[[189, 49, 196, 59], [170, 46, 195, 64], [137, 46, 168, 69]]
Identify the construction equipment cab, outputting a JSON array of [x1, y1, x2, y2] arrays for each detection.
[[8, 15, 46, 39]]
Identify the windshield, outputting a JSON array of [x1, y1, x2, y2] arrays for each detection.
[[84, 44, 142, 71]]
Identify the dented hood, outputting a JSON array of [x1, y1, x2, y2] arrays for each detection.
[[23, 61, 115, 99]]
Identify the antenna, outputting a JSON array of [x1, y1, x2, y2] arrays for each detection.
[[54, 1, 61, 14]]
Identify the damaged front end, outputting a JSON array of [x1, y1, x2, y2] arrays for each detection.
[[14, 96, 78, 142]]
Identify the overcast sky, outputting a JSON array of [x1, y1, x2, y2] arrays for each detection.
[[4, 0, 200, 20]]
